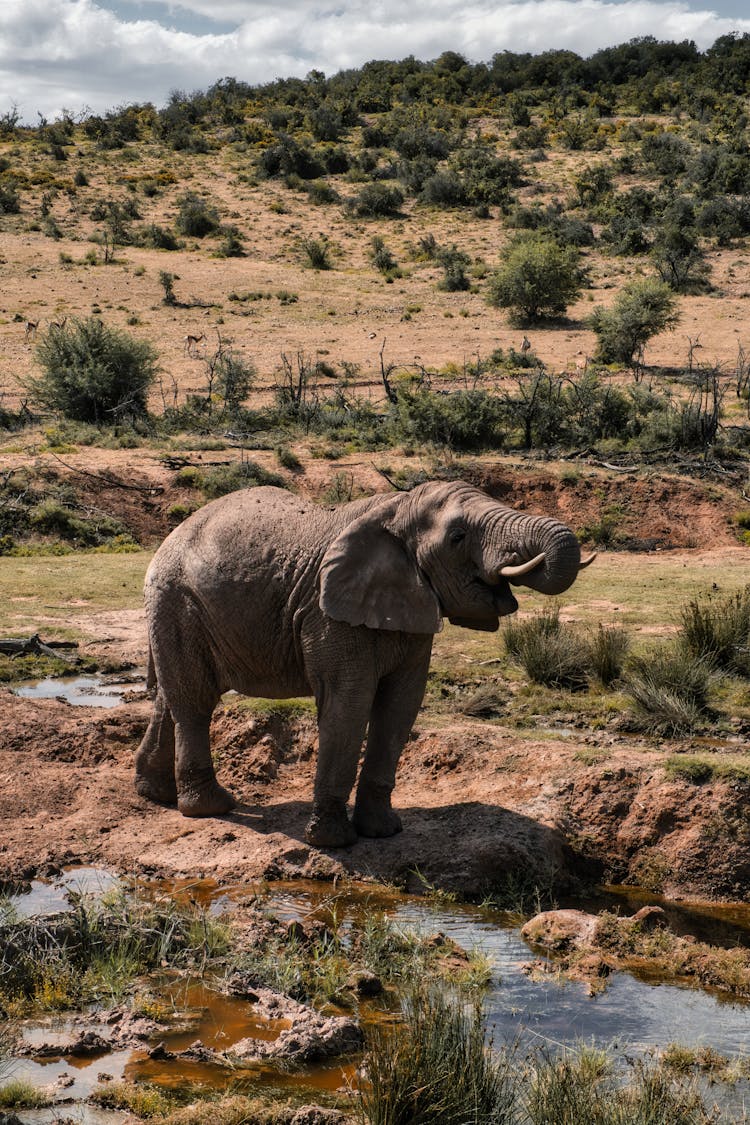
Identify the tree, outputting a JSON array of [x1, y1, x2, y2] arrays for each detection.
[[589, 278, 679, 366], [31, 317, 158, 423], [486, 232, 586, 322]]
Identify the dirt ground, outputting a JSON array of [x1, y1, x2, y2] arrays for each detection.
[[1, 663, 749, 903]]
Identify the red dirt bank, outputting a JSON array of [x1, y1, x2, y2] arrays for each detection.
[[1, 687, 749, 902]]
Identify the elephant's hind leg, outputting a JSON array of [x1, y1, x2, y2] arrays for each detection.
[[135, 690, 178, 806], [174, 712, 235, 818]]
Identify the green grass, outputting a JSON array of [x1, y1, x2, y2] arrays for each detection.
[[0, 551, 150, 638], [91, 1081, 179, 1119], [0, 886, 231, 1015], [0, 1079, 53, 1108], [664, 753, 750, 785], [357, 987, 714, 1125]]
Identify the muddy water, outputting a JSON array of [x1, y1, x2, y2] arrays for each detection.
[[12, 673, 144, 708], [5, 870, 750, 1105]]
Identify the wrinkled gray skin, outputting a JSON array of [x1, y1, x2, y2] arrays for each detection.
[[135, 481, 585, 848]]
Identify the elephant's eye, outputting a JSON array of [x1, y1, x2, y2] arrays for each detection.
[[449, 528, 467, 545]]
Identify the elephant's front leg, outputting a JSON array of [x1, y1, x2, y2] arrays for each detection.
[[174, 711, 236, 818], [306, 681, 374, 849], [354, 638, 432, 838]]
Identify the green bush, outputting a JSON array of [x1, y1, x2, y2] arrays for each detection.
[[370, 236, 398, 275], [178, 461, 286, 499], [589, 278, 679, 366], [300, 235, 332, 269], [486, 232, 586, 322], [390, 388, 506, 451], [175, 192, 221, 238], [346, 182, 404, 217], [437, 245, 471, 292], [30, 317, 158, 423]]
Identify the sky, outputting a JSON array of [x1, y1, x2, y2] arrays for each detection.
[[3, 0, 750, 123]]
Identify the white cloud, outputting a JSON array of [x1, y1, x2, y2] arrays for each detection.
[[1, 0, 749, 121]]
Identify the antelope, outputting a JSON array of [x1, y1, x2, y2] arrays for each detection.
[[520, 335, 531, 354], [24, 320, 38, 342], [183, 332, 206, 356], [50, 317, 67, 330]]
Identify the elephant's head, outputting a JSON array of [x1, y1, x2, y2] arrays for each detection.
[[319, 481, 593, 633]]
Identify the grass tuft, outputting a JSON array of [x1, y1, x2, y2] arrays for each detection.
[[622, 645, 713, 735], [504, 605, 590, 690], [680, 585, 750, 677]]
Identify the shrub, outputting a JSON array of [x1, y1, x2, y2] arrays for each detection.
[[346, 182, 404, 217], [420, 170, 467, 207], [651, 222, 711, 294], [680, 585, 750, 676], [30, 317, 158, 423], [175, 192, 221, 238], [486, 233, 585, 322], [437, 245, 471, 292], [370, 235, 398, 275], [139, 223, 180, 250], [178, 461, 286, 499], [216, 224, 245, 257], [300, 235, 332, 269], [390, 388, 506, 451], [589, 278, 679, 366]]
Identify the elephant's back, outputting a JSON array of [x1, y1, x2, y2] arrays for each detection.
[[157, 487, 318, 558]]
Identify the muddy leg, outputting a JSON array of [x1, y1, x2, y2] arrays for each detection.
[[174, 713, 235, 817], [306, 682, 374, 849], [353, 641, 431, 838], [134, 690, 177, 805]]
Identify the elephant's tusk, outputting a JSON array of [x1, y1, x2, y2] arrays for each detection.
[[578, 552, 597, 569], [499, 552, 546, 579]]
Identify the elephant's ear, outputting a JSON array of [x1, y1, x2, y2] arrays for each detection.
[[319, 512, 442, 634]]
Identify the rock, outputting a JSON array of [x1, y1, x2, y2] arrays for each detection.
[[631, 905, 667, 929], [521, 909, 599, 951], [346, 969, 383, 997], [148, 1042, 175, 1060], [290, 1107, 350, 1125], [233, 1004, 363, 1064]]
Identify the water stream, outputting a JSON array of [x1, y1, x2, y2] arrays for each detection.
[[3, 869, 750, 1113]]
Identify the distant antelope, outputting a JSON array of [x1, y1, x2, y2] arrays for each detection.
[[573, 350, 590, 373], [49, 317, 67, 330], [24, 320, 38, 342], [520, 335, 531, 354], [183, 332, 206, 356]]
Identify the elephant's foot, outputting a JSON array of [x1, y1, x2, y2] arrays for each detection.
[[305, 801, 358, 849], [353, 796, 402, 839], [177, 781, 236, 818], [135, 770, 178, 807]]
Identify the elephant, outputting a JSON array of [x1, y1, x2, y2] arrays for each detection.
[[135, 480, 593, 848]]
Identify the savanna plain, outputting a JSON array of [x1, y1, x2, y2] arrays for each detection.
[[3, 39, 750, 1122]]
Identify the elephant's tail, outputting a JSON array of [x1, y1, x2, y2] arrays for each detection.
[[145, 644, 157, 692]]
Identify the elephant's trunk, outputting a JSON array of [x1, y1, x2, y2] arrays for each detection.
[[482, 510, 584, 596]]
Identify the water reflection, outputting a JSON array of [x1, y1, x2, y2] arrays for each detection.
[[5, 869, 750, 1105]]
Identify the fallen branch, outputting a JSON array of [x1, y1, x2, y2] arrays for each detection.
[[48, 454, 164, 495], [0, 634, 78, 660]]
